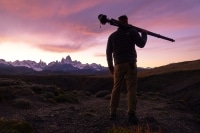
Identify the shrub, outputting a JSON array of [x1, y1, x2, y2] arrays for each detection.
[[0, 118, 34, 133], [84, 91, 92, 96], [44, 86, 60, 96], [14, 98, 33, 109], [44, 92, 55, 99], [55, 93, 79, 104], [0, 87, 16, 101], [104, 94, 111, 100], [30, 85, 45, 94], [108, 124, 163, 133], [0, 79, 25, 87], [41, 92, 56, 104], [30, 84, 61, 96], [13, 87, 34, 97], [96, 90, 110, 98]]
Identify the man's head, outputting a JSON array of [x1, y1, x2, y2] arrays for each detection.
[[118, 15, 128, 24]]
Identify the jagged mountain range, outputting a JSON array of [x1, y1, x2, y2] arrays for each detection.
[[0, 55, 107, 73]]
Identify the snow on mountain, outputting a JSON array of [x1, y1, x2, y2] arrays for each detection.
[[61, 55, 72, 63], [60, 56, 84, 69], [0, 59, 10, 65], [50, 55, 105, 71], [11, 60, 47, 71], [0, 55, 106, 72]]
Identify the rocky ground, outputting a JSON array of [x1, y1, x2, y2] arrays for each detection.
[[1, 89, 199, 133]]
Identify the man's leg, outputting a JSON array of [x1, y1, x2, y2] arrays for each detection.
[[110, 63, 126, 118], [126, 62, 138, 124]]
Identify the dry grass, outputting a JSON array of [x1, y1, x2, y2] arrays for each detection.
[[96, 90, 110, 98], [14, 98, 33, 109], [55, 93, 79, 104], [0, 78, 80, 106], [0, 118, 34, 133], [108, 124, 163, 133]]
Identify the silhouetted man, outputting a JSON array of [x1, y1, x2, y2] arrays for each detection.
[[106, 15, 147, 124]]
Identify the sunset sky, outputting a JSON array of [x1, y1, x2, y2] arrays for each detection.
[[0, 0, 199, 68]]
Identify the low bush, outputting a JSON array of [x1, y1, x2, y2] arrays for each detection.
[[104, 94, 111, 100], [96, 90, 110, 98], [108, 124, 163, 133], [0, 79, 25, 87], [84, 91, 92, 96], [44, 92, 55, 99], [14, 98, 33, 109], [55, 93, 79, 104], [0, 87, 16, 101], [30, 84, 61, 96], [30, 84, 45, 94], [0, 118, 34, 133], [13, 87, 34, 97]]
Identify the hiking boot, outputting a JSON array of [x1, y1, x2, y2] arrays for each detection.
[[128, 113, 139, 125], [110, 113, 117, 120]]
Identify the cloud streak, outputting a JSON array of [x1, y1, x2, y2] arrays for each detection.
[[38, 44, 83, 53]]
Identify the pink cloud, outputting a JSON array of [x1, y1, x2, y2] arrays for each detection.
[[94, 53, 105, 57], [0, 0, 56, 19], [0, 0, 103, 19], [38, 44, 84, 53]]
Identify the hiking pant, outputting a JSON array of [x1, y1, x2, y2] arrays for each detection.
[[110, 62, 137, 114]]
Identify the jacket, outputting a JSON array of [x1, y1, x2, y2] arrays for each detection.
[[106, 27, 147, 71]]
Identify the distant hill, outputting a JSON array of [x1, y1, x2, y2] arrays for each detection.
[[138, 59, 200, 77], [137, 59, 200, 112]]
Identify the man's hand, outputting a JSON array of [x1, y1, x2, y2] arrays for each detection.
[[140, 29, 147, 34], [109, 69, 114, 75]]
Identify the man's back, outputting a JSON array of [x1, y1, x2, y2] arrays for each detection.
[[108, 27, 137, 65], [106, 27, 147, 70]]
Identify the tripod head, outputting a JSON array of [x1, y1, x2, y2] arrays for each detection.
[[98, 14, 125, 27], [98, 14, 110, 25]]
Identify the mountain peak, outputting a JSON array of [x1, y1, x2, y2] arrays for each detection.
[[66, 55, 72, 62], [61, 55, 72, 63]]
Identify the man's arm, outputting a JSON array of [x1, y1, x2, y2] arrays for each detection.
[[106, 37, 114, 74], [131, 28, 147, 48]]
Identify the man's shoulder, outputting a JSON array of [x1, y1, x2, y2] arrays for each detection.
[[111, 30, 118, 35], [109, 30, 118, 38], [129, 27, 138, 34]]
